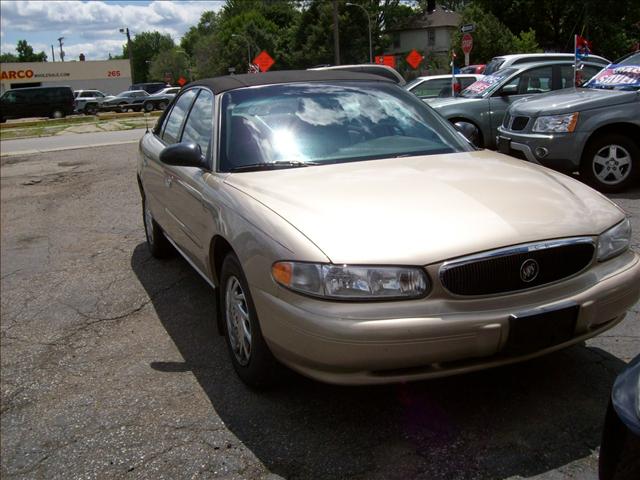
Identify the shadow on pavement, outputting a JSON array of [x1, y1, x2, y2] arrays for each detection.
[[131, 242, 626, 480]]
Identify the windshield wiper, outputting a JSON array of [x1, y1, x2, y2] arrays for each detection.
[[229, 160, 319, 172]]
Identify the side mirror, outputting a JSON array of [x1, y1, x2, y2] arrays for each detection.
[[159, 142, 205, 168], [497, 85, 518, 96], [454, 121, 480, 147]]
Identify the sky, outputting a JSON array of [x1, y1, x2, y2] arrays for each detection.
[[0, 0, 226, 61]]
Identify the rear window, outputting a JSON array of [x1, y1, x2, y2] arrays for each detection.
[[483, 58, 506, 75]]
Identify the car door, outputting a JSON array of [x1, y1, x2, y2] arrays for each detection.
[[141, 89, 198, 245], [488, 65, 553, 144], [162, 88, 215, 268]]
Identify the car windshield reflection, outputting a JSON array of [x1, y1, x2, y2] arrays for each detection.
[[220, 82, 471, 172]]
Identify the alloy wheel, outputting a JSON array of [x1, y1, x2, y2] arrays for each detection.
[[592, 144, 632, 185]]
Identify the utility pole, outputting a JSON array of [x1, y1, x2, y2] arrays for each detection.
[[120, 27, 134, 83], [57, 37, 65, 62], [332, 0, 340, 65], [51, 45, 55, 62]]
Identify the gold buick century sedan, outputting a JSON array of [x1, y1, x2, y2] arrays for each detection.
[[137, 70, 640, 388]]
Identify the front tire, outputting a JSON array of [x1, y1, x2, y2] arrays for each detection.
[[143, 102, 154, 112], [220, 253, 281, 389], [580, 134, 638, 192], [142, 197, 172, 258]]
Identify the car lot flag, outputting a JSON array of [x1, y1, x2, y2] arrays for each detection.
[[574, 34, 592, 87], [451, 51, 457, 96]]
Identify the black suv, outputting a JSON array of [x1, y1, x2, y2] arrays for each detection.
[[0, 86, 75, 122]]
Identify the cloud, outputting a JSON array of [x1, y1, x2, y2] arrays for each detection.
[[1, 1, 225, 60]]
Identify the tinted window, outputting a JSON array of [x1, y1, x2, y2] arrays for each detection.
[[519, 66, 553, 94], [181, 90, 214, 157], [460, 77, 477, 89], [219, 82, 471, 172], [162, 89, 197, 144], [483, 58, 506, 75]]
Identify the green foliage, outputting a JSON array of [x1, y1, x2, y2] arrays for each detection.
[[451, 4, 517, 64], [513, 29, 542, 54], [12, 40, 47, 62], [474, 0, 640, 60], [149, 48, 191, 84], [180, 10, 219, 57], [0, 52, 19, 63], [124, 31, 175, 83]]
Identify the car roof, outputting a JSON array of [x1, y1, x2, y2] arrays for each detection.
[[414, 74, 481, 80], [492, 52, 610, 63], [189, 70, 394, 94]]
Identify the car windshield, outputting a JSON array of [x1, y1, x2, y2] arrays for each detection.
[[219, 82, 471, 172], [584, 52, 640, 91], [460, 68, 516, 98]]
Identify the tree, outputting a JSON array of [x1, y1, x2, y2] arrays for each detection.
[[451, 4, 516, 64], [181, 10, 219, 57], [513, 29, 542, 54], [14, 40, 47, 62], [149, 48, 191, 84], [123, 31, 175, 83], [0, 52, 19, 63], [474, 0, 640, 60]]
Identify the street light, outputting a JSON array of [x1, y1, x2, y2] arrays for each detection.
[[232, 33, 251, 65], [346, 2, 372, 63], [119, 27, 134, 83]]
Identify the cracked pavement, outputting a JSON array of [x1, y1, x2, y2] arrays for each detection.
[[1, 144, 639, 479]]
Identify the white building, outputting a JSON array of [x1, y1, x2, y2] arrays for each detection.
[[0, 59, 131, 95]]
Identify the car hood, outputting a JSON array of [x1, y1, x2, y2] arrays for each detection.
[[224, 151, 624, 265], [510, 88, 637, 116]]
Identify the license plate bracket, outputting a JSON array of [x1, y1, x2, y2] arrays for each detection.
[[504, 304, 579, 355]]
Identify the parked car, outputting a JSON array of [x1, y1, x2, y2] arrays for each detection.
[[483, 53, 610, 76], [0, 86, 74, 122], [599, 355, 640, 480], [308, 64, 406, 85], [460, 64, 485, 74], [142, 87, 181, 112], [496, 52, 639, 192], [73, 89, 112, 114], [405, 74, 483, 99], [137, 70, 640, 388], [102, 90, 149, 112], [428, 60, 603, 148], [129, 82, 169, 94]]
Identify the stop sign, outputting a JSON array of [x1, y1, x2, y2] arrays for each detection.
[[462, 33, 473, 54]]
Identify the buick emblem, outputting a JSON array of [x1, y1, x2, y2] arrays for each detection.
[[520, 259, 539, 283]]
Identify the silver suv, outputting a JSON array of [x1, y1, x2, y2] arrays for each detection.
[[484, 53, 610, 76], [73, 90, 111, 114], [497, 52, 640, 192]]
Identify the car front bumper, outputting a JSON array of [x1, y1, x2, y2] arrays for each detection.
[[252, 250, 640, 385], [496, 126, 588, 172]]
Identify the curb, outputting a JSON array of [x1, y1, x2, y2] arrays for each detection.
[[0, 139, 140, 157]]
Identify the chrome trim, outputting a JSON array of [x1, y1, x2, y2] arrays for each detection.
[[438, 236, 597, 297]]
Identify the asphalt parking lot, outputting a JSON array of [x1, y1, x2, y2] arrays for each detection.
[[1, 143, 639, 480]]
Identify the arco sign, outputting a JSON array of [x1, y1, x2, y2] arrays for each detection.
[[0, 69, 34, 80]]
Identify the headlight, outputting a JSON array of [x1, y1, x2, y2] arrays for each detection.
[[532, 112, 579, 133], [598, 218, 631, 261], [272, 262, 429, 300]]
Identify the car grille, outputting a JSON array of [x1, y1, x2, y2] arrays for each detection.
[[439, 238, 595, 296], [511, 116, 529, 131]]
